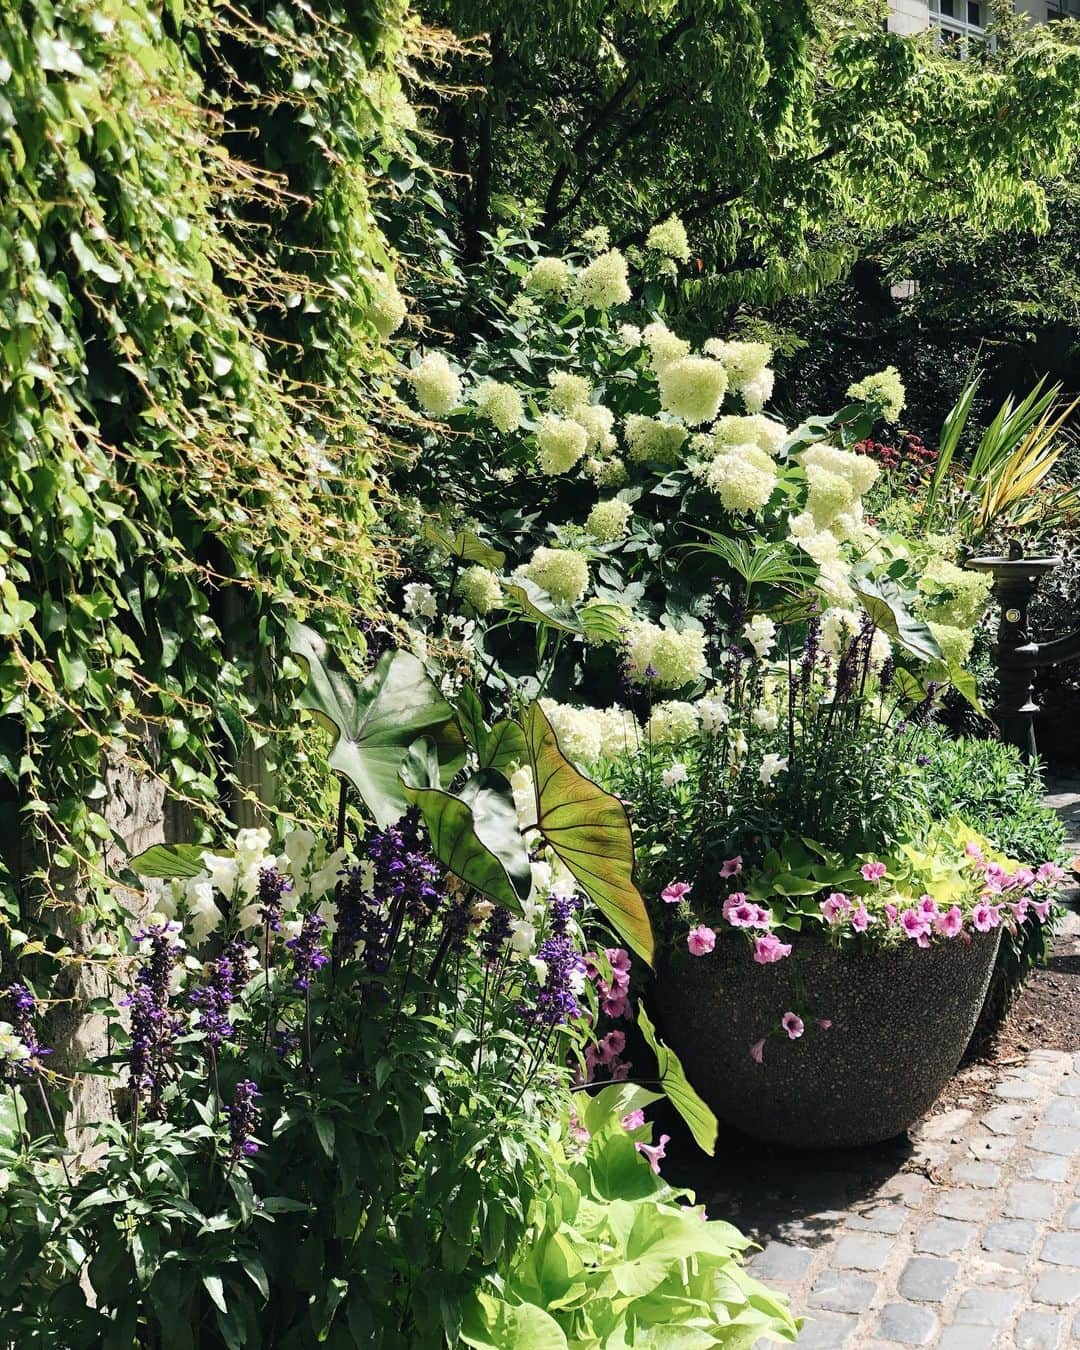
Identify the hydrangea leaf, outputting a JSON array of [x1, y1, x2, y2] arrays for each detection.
[[128, 843, 206, 879], [287, 622, 465, 829], [854, 578, 942, 663], [637, 1006, 717, 1157], [400, 743, 530, 912], [521, 701, 653, 965], [424, 524, 506, 570]]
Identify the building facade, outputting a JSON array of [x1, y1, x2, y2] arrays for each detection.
[[889, 0, 1080, 40]]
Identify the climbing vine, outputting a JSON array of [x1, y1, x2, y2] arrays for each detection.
[[0, 0, 421, 966]]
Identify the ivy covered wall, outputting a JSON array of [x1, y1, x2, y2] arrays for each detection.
[[0, 0, 414, 1000]]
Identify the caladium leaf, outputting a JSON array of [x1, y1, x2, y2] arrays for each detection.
[[854, 578, 942, 663], [637, 1006, 717, 1156], [521, 701, 653, 964], [400, 741, 531, 912], [128, 843, 206, 879], [503, 580, 582, 634], [287, 621, 465, 829], [455, 687, 528, 775]]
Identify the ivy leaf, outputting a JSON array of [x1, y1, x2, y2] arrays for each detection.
[[287, 621, 465, 829], [400, 742, 531, 912], [128, 843, 206, 878], [521, 701, 653, 964], [854, 578, 941, 663], [637, 1006, 717, 1156]]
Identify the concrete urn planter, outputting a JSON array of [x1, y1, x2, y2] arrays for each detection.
[[651, 930, 1002, 1150]]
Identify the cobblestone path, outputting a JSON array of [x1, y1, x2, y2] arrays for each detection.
[[738, 1047, 1080, 1347]]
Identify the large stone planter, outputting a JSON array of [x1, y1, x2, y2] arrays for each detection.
[[651, 930, 1001, 1149]]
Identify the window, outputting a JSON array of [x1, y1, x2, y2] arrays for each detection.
[[929, 0, 992, 56], [1048, 0, 1080, 19]]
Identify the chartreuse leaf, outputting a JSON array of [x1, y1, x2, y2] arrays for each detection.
[[287, 622, 465, 829], [637, 1007, 717, 1156], [400, 741, 530, 912], [854, 578, 941, 663], [128, 843, 206, 878], [460, 1293, 567, 1350], [521, 701, 653, 965], [946, 662, 986, 717]]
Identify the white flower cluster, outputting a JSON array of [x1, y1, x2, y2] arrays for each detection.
[[537, 413, 588, 474], [458, 565, 502, 616], [624, 414, 687, 466], [647, 700, 700, 745], [522, 546, 590, 604], [407, 351, 461, 416], [658, 355, 728, 426], [153, 827, 351, 946], [525, 256, 571, 298], [646, 216, 691, 261], [472, 378, 524, 433], [696, 441, 778, 514], [367, 272, 407, 339], [538, 700, 639, 765], [586, 498, 632, 543], [623, 620, 707, 689], [572, 249, 632, 310]]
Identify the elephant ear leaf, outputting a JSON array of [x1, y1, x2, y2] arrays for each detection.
[[521, 701, 653, 965], [637, 1006, 717, 1156], [400, 743, 531, 913], [854, 578, 941, 663], [288, 621, 465, 829], [128, 843, 206, 879]]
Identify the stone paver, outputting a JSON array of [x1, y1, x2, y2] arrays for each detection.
[[728, 1045, 1080, 1349]]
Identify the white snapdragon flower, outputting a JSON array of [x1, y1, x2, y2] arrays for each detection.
[[510, 920, 537, 955], [758, 753, 789, 785], [283, 828, 319, 874], [661, 762, 689, 789], [743, 614, 776, 659], [403, 582, 437, 620], [186, 878, 223, 944], [202, 851, 239, 898], [699, 698, 731, 735], [0, 1023, 30, 1064], [752, 706, 779, 732]]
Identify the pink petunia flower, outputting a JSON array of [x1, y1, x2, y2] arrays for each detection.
[[751, 905, 773, 929], [1033, 898, 1053, 923], [817, 1018, 833, 1030], [972, 901, 1000, 933], [662, 881, 693, 905], [820, 892, 852, 924], [1011, 898, 1030, 924], [781, 1011, 804, 1039], [900, 908, 931, 941], [1036, 862, 1065, 885], [723, 893, 760, 928], [965, 841, 985, 862], [720, 856, 743, 878], [568, 1111, 590, 1143], [919, 894, 939, 916], [608, 947, 632, 973], [1008, 867, 1035, 892], [687, 924, 717, 956], [851, 902, 870, 933], [753, 933, 792, 964], [636, 1133, 670, 1174], [610, 1060, 631, 1081], [749, 1038, 766, 1064], [621, 1109, 646, 1131], [884, 902, 899, 926], [935, 905, 964, 938], [860, 861, 887, 882], [982, 863, 1008, 895]]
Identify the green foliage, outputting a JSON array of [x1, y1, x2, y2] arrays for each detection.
[[460, 1088, 799, 1349], [407, 0, 1080, 308], [0, 0, 407, 953]]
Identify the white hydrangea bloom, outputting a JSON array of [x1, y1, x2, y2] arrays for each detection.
[[847, 366, 906, 422], [407, 351, 461, 416], [817, 559, 857, 606], [647, 700, 700, 745], [571, 402, 617, 454], [523, 547, 589, 604], [642, 320, 690, 373], [624, 414, 687, 465], [367, 271, 407, 338], [646, 216, 691, 261], [585, 454, 629, 488], [540, 700, 604, 765], [801, 443, 879, 498], [699, 443, 777, 514], [572, 250, 631, 309], [548, 371, 591, 414], [805, 464, 857, 528], [578, 225, 611, 254], [624, 621, 707, 689], [525, 256, 572, 297], [472, 378, 524, 433], [586, 498, 632, 543], [743, 613, 776, 659], [619, 323, 643, 347], [658, 356, 728, 426], [703, 339, 772, 388], [458, 565, 503, 616], [536, 414, 588, 475], [595, 705, 639, 758], [713, 413, 788, 457], [741, 368, 775, 413]]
